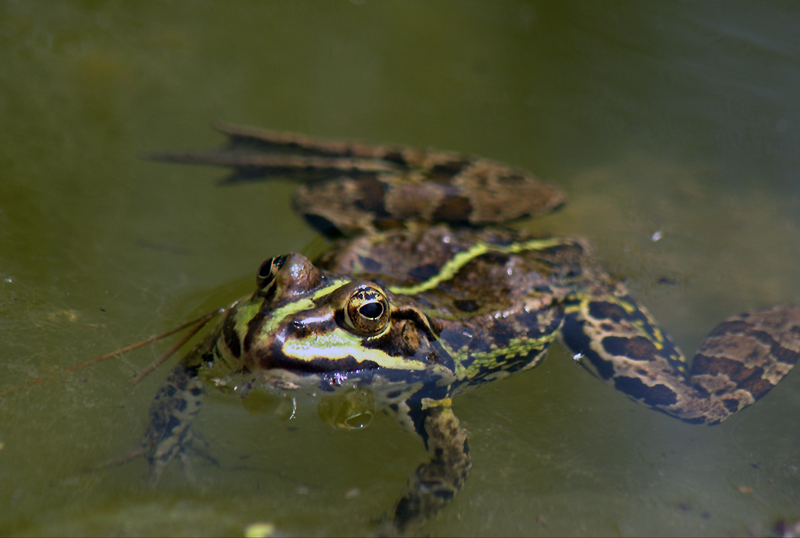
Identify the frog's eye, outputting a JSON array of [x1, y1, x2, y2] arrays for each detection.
[[344, 286, 390, 336], [256, 255, 287, 293]]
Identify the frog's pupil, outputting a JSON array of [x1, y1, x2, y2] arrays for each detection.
[[359, 301, 384, 319], [257, 261, 272, 279], [258, 255, 287, 282]]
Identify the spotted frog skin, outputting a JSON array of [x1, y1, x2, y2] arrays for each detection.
[[141, 123, 800, 533]]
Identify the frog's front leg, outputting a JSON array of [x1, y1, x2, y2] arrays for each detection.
[[388, 401, 471, 534], [561, 272, 800, 424], [141, 361, 205, 483]]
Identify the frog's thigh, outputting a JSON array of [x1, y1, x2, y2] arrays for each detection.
[[561, 292, 690, 401], [562, 291, 800, 423]]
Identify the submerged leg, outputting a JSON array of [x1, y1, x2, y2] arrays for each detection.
[[141, 362, 205, 483], [149, 123, 566, 238], [146, 122, 405, 183], [560, 274, 800, 424], [389, 403, 472, 534]]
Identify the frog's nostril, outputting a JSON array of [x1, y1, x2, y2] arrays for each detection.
[[289, 319, 309, 337]]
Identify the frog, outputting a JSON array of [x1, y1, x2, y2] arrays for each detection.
[[137, 122, 800, 534]]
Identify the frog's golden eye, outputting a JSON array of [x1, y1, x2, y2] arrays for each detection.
[[344, 286, 390, 336], [256, 255, 287, 293]]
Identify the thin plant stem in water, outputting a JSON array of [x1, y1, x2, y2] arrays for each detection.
[[0, 308, 224, 397]]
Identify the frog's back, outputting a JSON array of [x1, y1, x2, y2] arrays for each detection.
[[319, 225, 592, 388]]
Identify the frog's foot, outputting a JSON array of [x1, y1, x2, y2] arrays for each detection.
[[686, 305, 800, 422], [93, 427, 217, 486], [387, 404, 472, 535], [163, 431, 219, 485], [149, 122, 566, 238], [90, 362, 210, 483]]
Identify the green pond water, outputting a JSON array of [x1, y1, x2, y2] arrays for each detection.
[[1, 1, 800, 535]]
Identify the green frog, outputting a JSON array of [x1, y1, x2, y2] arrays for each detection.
[[140, 123, 800, 534]]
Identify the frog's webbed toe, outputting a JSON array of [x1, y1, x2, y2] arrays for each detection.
[[686, 305, 800, 422]]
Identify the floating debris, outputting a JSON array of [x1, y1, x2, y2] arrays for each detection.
[[244, 522, 276, 538]]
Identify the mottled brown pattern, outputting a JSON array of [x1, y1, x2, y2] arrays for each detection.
[[142, 363, 205, 484], [691, 306, 800, 400], [691, 354, 774, 399], [432, 194, 473, 222], [589, 301, 629, 322], [602, 335, 658, 361], [613, 376, 678, 407]]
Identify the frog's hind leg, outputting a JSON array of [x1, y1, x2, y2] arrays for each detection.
[[149, 123, 567, 238], [146, 122, 401, 184], [560, 277, 800, 424]]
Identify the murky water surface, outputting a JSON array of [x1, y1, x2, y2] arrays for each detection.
[[2, 1, 800, 535]]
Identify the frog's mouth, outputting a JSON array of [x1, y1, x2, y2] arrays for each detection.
[[243, 316, 436, 375], [246, 337, 382, 374], [264, 354, 381, 374]]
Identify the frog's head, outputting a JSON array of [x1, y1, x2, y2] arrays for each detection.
[[226, 253, 441, 376]]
